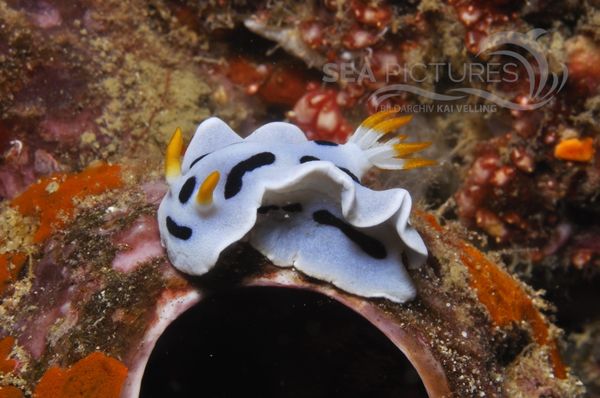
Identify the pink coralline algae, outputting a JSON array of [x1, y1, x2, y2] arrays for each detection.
[[25, 2, 62, 29], [112, 214, 165, 274]]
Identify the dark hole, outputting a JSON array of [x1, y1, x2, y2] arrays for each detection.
[[493, 326, 531, 366], [534, 268, 600, 333], [140, 287, 427, 398]]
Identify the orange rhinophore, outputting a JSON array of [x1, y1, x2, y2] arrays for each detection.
[[165, 127, 183, 183], [196, 170, 220, 206]]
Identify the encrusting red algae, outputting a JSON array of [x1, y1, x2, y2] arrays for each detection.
[[10, 163, 123, 243], [416, 210, 567, 379], [33, 352, 127, 398]]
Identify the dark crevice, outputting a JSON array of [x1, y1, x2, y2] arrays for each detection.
[[141, 287, 427, 398]]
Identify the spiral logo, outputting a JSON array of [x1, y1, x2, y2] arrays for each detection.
[[368, 29, 569, 111]]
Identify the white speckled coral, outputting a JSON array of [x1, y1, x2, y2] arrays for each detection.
[[158, 115, 430, 303]]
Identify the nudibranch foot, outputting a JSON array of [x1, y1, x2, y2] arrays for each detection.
[[251, 200, 417, 303]]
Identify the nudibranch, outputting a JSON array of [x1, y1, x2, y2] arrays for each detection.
[[157, 110, 435, 303]]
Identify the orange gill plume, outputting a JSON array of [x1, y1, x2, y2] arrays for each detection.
[[352, 109, 437, 170]]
